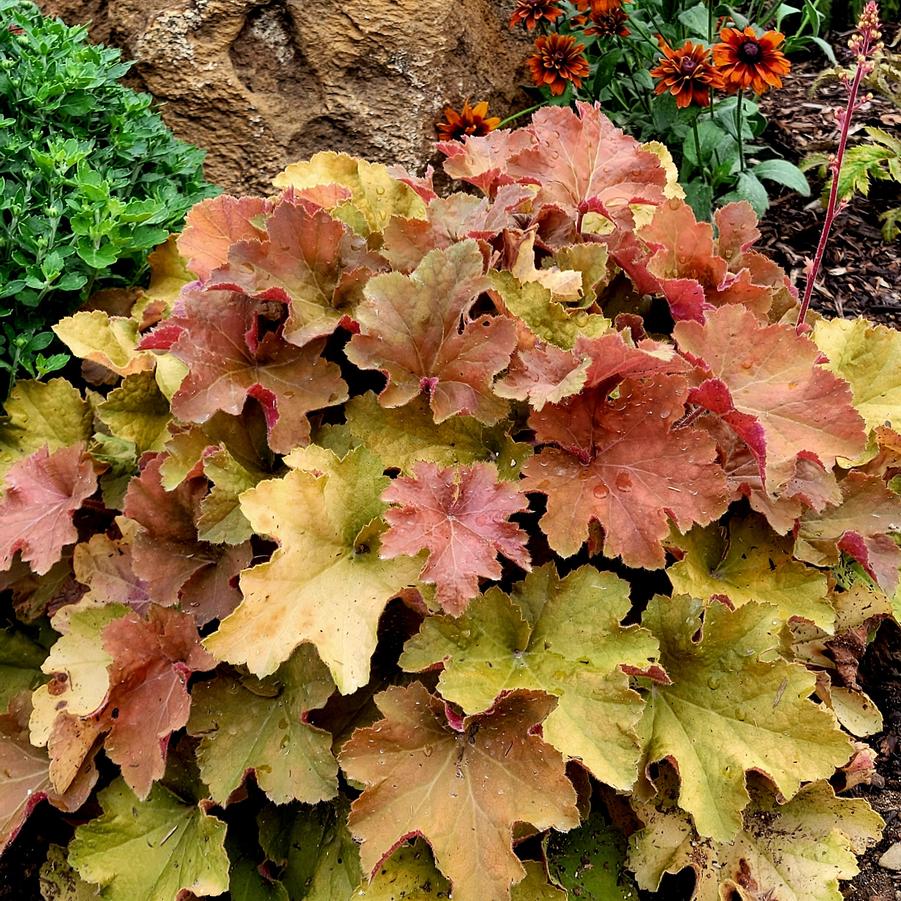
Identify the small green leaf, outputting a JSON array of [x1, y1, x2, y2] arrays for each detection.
[[753, 159, 811, 196]]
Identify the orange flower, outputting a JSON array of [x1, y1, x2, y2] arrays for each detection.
[[713, 27, 791, 94], [650, 38, 723, 108], [510, 0, 564, 30], [583, 7, 630, 37], [528, 34, 591, 96], [575, 0, 629, 13], [436, 100, 502, 141]]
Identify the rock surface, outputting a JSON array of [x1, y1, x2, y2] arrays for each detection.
[[39, 0, 531, 194]]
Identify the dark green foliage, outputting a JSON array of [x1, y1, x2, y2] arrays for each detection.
[[0, 0, 217, 388]]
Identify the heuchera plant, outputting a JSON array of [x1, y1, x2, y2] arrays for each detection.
[[0, 103, 899, 901]]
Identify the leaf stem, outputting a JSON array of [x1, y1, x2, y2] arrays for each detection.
[[735, 90, 746, 172]]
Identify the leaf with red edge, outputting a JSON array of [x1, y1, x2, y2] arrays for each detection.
[[0, 444, 97, 576], [380, 462, 531, 615], [346, 241, 517, 425], [493, 341, 590, 411], [339, 683, 580, 901], [504, 102, 669, 225], [141, 288, 348, 454], [0, 697, 97, 854], [522, 374, 727, 567], [796, 472, 901, 595], [98, 606, 216, 799], [675, 304, 866, 492], [701, 413, 841, 534], [177, 194, 269, 281], [35, 605, 216, 801], [637, 200, 773, 322], [204, 195, 380, 347], [381, 187, 533, 274], [123, 455, 250, 625], [439, 128, 532, 196]]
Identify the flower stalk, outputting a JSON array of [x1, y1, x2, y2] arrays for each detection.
[[796, 2, 883, 333]]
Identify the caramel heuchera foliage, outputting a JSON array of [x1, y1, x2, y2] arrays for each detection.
[[0, 104, 895, 901]]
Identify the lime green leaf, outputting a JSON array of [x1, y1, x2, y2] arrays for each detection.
[[490, 271, 609, 350], [205, 447, 421, 693], [814, 317, 901, 433], [0, 380, 91, 481], [258, 799, 362, 901], [188, 646, 338, 805], [96, 371, 171, 453], [68, 779, 230, 901], [401, 565, 658, 789], [545, 808, 638, 900], [641, 596, 852, 841], [52, 311, 153, 377], [343, 392, 527, 478], [273, 152, 426, 241], [667, 516, 833, 630], [630, 779, 883, 901]]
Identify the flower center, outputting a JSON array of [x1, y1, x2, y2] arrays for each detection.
[[738, 40, 761, 62], [680, 58, 698, 74]]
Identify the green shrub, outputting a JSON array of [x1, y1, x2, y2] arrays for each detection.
[[0, 0, 216, 388]]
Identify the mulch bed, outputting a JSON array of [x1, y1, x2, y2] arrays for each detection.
[[757, 54, 901, 327]]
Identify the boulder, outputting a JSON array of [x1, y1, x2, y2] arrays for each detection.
[[39, 0, 532, 194]]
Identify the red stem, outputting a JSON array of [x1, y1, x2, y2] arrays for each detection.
[[795, 57, 868, 333]]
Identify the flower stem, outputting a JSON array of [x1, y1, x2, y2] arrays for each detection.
[[795, 48, 869, 331], [497, 104, 543, 128], [691, 116, 707, 184], [734, 90, 745, 172]]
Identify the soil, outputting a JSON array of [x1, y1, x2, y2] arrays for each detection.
[[845, 622, 901, 901], [758, 53, 901, 327]]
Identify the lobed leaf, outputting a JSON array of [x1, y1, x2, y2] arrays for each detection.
[[339, 683, 580, 901]]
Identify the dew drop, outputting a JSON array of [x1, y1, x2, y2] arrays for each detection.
[[592, 481, 609, 499], [615, 472, 633, 492]]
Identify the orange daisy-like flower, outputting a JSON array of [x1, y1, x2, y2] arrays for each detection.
[[583, 7, 630, 37], [509, 0, 564, 31], [575, 0, 629, 13], [650, 38, 723, 108], [528, 34, 591, 96], [436, 101, 502, 142], [713, 27, 791, 94]]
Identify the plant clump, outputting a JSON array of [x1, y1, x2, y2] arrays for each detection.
[[0, 0, 216, 388], [0, 102, 897, 901]]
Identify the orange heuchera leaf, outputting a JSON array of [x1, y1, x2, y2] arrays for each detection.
[[381, 186, 533, 274], [505, 102, 668, 224], [346, 241, 517, 425], [441, 103, 668, 227], [339, 683, 580, 901], [701, 414, 840, 534], [638, 200, 773, 321], [523, 374, 727, 567], [98, 606, 216, 799], [141, 288, 348, 454], [41, 606, 216, 801], [123, 456, 250, 625], [0, 697, 97, 854], [675, 305, 867, 492], [204, 194, 380, 347], [177, 194, 270, 282], [380, 462, 531, 615], [0, 443, 97, 576], [796, 472, 901, 595]]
